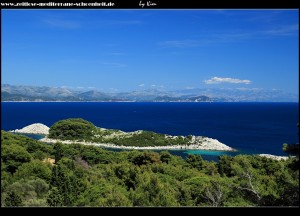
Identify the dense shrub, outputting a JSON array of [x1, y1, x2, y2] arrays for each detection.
[[1, 129, 299, 207], [48, 118, 96, 140]]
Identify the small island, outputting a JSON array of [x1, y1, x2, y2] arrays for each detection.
[[13, 118, 236, 151]]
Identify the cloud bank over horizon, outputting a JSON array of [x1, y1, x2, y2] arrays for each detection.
[[204, 77, 251, 85]]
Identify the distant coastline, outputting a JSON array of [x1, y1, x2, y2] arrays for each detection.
[[2, 101, 298, 103], [2, 84, 298, 102]]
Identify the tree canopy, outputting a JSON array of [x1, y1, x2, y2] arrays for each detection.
[[1, 130, 298, 207], [48, 118, 96, 140]]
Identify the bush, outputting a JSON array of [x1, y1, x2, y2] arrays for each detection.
[[15, 160, 52, 182], [48, 118, 96, 140], [131, 152, 161, 166], [1, 144, 32, 174]]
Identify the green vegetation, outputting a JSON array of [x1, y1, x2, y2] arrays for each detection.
[[48, 118, 193, 147], [108, 131, 190, 147], [1, 130, 298, 207], [283, 143, 299, 156], [48, 118, 96, 141], [282, 123, 299, 156]]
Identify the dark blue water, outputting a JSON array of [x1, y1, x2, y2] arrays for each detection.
[[1, 102, 298, 160]]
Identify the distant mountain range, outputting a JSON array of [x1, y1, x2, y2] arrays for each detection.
[[1, 84, 298, 102]]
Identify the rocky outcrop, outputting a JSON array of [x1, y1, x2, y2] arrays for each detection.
[[11, 123, 49, 135], [258, 154, 293, 161]]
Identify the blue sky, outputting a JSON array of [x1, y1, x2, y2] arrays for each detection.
[[2, 9, 299, 93]]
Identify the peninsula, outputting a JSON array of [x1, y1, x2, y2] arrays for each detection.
[[12, 118, 236, 151]]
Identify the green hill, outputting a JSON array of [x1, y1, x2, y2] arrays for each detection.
[[48, 118, 96, 140]]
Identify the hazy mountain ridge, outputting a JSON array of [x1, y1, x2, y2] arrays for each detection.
[[1, 84, 298, 102], [171, 88, 298, 102]]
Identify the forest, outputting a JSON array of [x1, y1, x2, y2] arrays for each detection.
[[1, 130, 299, 207]]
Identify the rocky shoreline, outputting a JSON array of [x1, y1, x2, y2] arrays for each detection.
[[258, 154, 294, 161], [11, 123, 236, 151], [40, 137, 236, 151], [10, 123, 50, 135], [10, 124, 296, 159]]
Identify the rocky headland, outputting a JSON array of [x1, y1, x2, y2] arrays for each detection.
[[10, 123, 50, 135]]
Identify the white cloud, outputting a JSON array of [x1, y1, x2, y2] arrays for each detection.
[[236, 87, 262, 91], [138, 84, 145, 87], [151, 84, 156, 87], [204, 77, 251, 85]]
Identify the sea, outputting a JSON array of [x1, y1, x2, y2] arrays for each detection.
[[1, 102, 299, 161]]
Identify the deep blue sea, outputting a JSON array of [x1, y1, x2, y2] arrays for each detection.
[[1, 102, 299, 161]]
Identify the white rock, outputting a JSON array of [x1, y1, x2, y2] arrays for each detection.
[[258, 154, 293, 161], [11, 123, 49, 135]]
